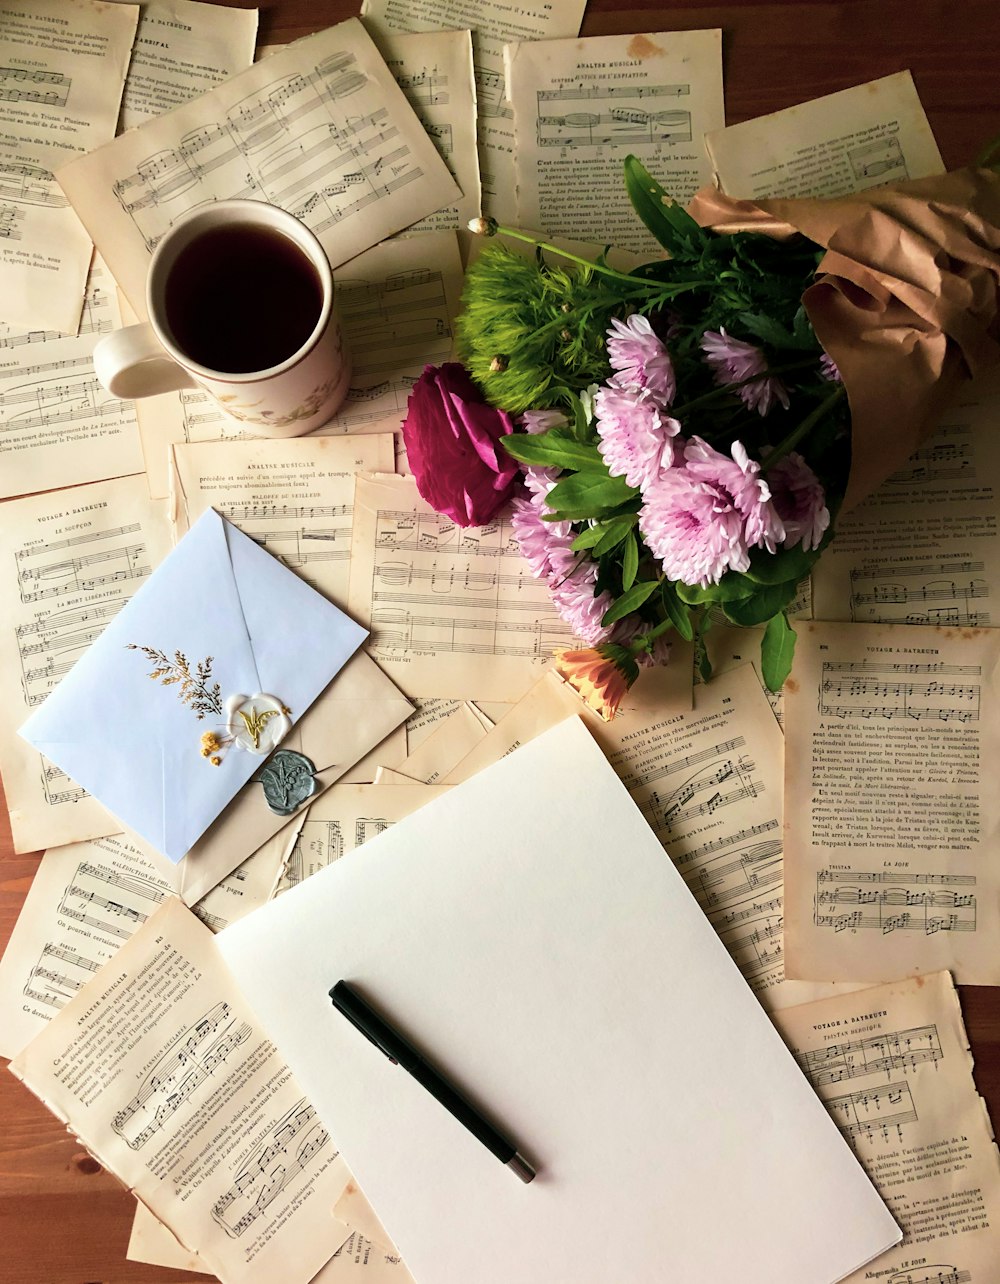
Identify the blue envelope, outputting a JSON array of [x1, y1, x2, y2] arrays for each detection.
[[19, 509, 368, 863]]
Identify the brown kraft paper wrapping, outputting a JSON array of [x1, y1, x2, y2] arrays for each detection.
[[687, 167, 1000, 510]]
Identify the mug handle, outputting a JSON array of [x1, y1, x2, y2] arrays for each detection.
[[93, 323, 198, 398]]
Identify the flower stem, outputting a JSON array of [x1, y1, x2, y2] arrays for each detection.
[[670, 358, 820, 418], [759, 384, 847, 472], [491, 223, 712, 295]]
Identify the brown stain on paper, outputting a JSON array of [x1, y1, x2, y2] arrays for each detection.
[[626, 35, 665, 60]]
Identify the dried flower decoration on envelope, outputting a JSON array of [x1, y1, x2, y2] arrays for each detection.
[[127, 644, 290, 763]]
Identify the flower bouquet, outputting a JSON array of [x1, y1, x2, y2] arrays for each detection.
[[401, 157, 1000, 718]]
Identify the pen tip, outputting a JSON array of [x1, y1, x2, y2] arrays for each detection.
[[507, 1152, 536, 1183]]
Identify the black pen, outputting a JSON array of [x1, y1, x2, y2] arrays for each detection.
[[329, 980, 536, 1183]]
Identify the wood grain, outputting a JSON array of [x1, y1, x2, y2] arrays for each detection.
[[1, 3, 998, 1282]]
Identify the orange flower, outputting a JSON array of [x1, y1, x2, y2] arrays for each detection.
[[554, 644, 640, 722]]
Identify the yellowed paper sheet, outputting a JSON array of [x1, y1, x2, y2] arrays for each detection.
[[369, 28, 480, 233], [0, 476, 172, 853], [138, 230, 464, 499], [275, 781, 449, 894], [448, 663, 852, 1011], [393, 703, 492, 783], [337, 725, 409, 785], [507, 30, 723, 255], [120, 0, 258, 132], [0, 257, 145, 499], [374, 767, 420, 784], [348, 473, 573, 701], [783, 621, 1000, 985], [186, 819, 304, 927], [813, 389, 1000, 630], [170, 434, 396, 609], [706, 70, 944, 200], [0, 833, 178, 1060], [0, 0, 138, 334], [56, 18, 462, 318], [128, 1203, 414, 1279], [773, 972, 1000, 1282], [404, 697, 462, 751], [361, 0, 586, 224], [11, 898, 353, 1284]]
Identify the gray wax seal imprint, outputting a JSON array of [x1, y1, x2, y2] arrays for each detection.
[[259, 749, 318, 816]]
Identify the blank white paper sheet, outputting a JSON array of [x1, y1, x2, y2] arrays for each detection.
[[219, 717, 900, 1284]]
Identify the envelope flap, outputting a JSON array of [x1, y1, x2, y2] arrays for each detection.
[[224, 518, 367, 716]]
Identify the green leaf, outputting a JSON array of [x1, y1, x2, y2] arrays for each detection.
[[623, 155, 704, 255], [621, 530, 639, 590], [545, 470, 638, 520], [675, 572, 758, 606], [601, 579, 660, 627], [742, 541, 824, 586], [500, 430, 603, 472], [737, 311, 816, 351], [760, 611, 797, 692], [721, 579, 799, 627], [593, 515, 638, 557], [570, 524, 606, 552], [660, 583, 694, 641]]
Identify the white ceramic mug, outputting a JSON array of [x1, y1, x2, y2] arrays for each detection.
[[93, 199, 351, 437]]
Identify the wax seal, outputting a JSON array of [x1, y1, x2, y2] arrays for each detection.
[[259, 749, 318, 816], [225, 693, 291, 755]]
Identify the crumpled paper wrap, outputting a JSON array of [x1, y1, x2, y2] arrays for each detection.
[[687, 168, 1000, 509]]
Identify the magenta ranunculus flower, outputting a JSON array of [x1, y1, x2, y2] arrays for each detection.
[[606, 314, 676, 403], [401, 363, 521, 526], [766, 451, 831, 551], [701, 328, 790, 416], [594, 383, 681, 492]]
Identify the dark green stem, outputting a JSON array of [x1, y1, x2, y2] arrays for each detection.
[[492, 223, 714, 295], [759, 384, 847, 472], [670, 358, 820, 418]]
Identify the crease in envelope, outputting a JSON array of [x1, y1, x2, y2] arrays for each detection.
[[178, 648, 415, 906], [18, 509, 368, 864]]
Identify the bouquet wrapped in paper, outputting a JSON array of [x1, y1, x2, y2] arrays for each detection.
[[400, 157, 1000, 717]]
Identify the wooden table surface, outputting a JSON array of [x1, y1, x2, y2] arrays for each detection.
[[2, 3, 999, 1282]]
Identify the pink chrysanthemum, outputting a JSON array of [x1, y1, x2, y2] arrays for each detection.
[[610, 615, 673, 668], [509, 498, 562, 582], [640, 467, 749, 587], [685, 438, 785, 554], [766, 451, 830, 551], [594, 383, 681, 492], [521, 407, 568, 434], [819, 351, 842, 383], [701, 328, 790, 416], [606, 314, 676, 403], [548, 547, 614, 645]]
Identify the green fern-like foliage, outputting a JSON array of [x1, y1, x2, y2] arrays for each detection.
[[457, 243, 627, 411]]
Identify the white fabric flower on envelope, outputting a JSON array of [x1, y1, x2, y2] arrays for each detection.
[[18, 509, 368, 863]]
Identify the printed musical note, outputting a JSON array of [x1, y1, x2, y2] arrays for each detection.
[[825, 1079, 918, 1143], [818, 660, 982, 724]]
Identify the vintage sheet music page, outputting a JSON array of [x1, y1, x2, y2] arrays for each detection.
[[0, 820, 301, 1059], [446, 664, 853, 1012], [783, 621, 1000, 984], [10, 897, 354, 1284], [120, 0, 258, 132], [360, 0, 586, 224], [506, 30, 724, 255], [0, 0, 138, 334], [0, 3, 260, 502], [368, 28, 480, 233], [706, 70, 944, 199], [0, 258, 146, 499], [170, 434, 395, 608], [0, 475, 172, 853], [275, 781, 449, 894], [56, 19, 462, 319], [347, 473, 574, 702], [391, 703, 492, 784], [129, 1202, 416, 1279], [812, 389, 1000, 629], [772, 972, 1000, 1283], [138, 229, 464, 498]]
